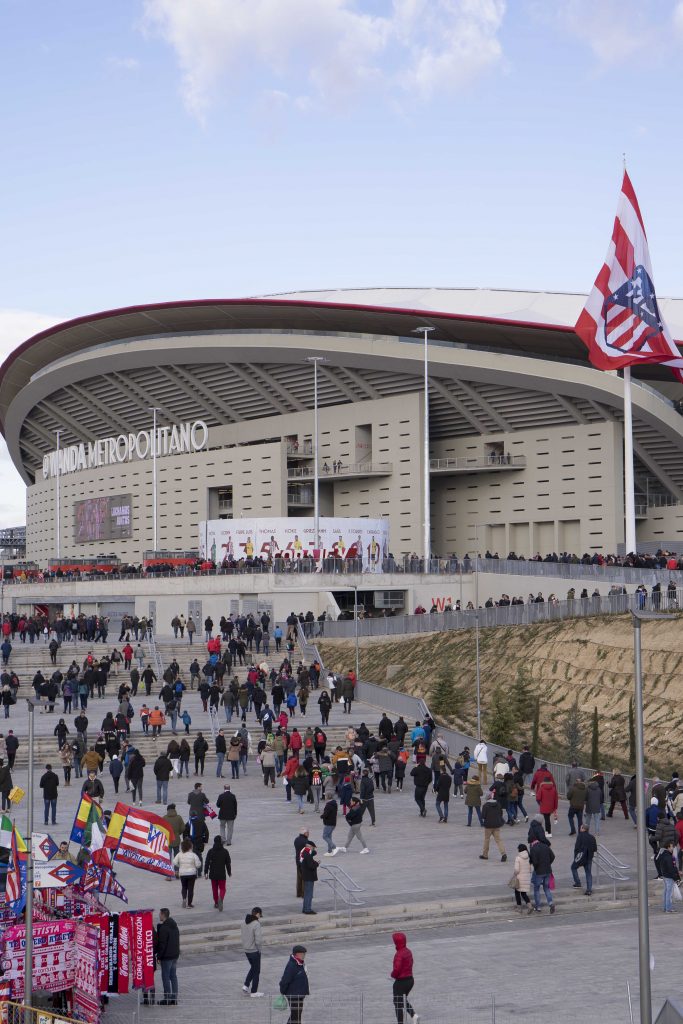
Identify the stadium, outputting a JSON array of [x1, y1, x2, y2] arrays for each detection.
[[3, 286, 683, 583]]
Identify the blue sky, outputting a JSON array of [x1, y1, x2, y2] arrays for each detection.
[[0, 0, 682, 520]]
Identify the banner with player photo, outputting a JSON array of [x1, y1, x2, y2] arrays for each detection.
[[200, 516, 390, 572]]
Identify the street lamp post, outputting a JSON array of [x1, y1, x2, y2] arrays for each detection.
[[54, 429, 62, 560], [304, 357, 326, 552], [630, 610, 669, 1024], [24, 697, 43, 1010], [148, 408, 160, 553], [413, 327, 435, 571], [353, 583, 360, 683]]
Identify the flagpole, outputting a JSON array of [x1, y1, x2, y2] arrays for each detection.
[[24, 698, 36, 1011], [623, 366, 637, 554]]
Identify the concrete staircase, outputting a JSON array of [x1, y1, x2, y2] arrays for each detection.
[[173, 880, 658, 955], [7, 635, 354, 767]]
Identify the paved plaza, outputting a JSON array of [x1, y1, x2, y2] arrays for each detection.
[[0, 657, 678, 1024]]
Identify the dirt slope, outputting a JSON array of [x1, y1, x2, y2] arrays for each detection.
[[318, 614, 683, 773]]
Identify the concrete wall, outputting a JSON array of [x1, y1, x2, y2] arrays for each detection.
[[430, 420, 624, 558]]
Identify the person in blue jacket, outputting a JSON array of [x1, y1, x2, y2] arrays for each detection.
[[279, 944, 309, 1024]]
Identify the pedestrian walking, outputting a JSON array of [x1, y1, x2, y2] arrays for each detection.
[[321, 794, 338, 855], [512, 843, 533, 913], [529, 837, 556, 913], [336, 796, 370, 854], [479, 794, 507, 862], [241, 907, 264, 998], [657, 841, 681, 913], [39, 763, 59, 825], [156, 908, 180, 1005], [410, 761, 431, 818], [173, 838, 201, 908], [571, 823, 597, 895], [204, 835, 231, 910], [607, 768, 629, 819], [391, 932, 419, 1024], [217, 784, 238, 844], [279, 945, 309, 1024], [298, 836, 319, 914]]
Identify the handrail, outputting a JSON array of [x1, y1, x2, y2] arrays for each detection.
[[288, 462, 392, 479], [594, 843, 631, 900], [319, 864, 366, 923], [146, 631, 164, 682], [429, 455, 526, 471]]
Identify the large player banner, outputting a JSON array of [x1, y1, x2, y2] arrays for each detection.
[[200, 516, 389, 572]]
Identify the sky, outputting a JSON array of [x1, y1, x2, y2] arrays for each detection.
[[1, 0, 683, 524]]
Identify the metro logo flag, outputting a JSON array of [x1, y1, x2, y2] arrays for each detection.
[[70, 792, 103, 846], [108, 803, 174, 877], [575, 171, 683, 382]]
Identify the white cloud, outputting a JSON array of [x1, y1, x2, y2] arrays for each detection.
[[142, 0, 506, 118], [0, 310, 61, 527], [107, 56, 141, 71], [531, 0, 667, 66]]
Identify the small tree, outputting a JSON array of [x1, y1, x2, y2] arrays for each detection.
[[531, 697, 540, 755], [628, 698, 636, 766], [515, 667, 537, 725], [486, 686, 517, 746], [563, 698, 582, 763], [429, 673, 461, 719], [590, 706, 600, 769]]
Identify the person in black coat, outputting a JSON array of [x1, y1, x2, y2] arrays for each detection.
[[39, 763, 60, 825], [298, 838, 319, 914], [435, 764, 452, 823], [203, 835, 232, 910], [183, 813, 209, 875], [193, 734, 209, 775], [410, 762, 431, 817], [529, 839, 555, 913], [571, 824, 597, 895], [156, 909, 180, 1005], [280, 945, 309, 1024]]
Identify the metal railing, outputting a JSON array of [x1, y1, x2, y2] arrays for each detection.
[[429, 455, 526, 471], [594, 843, 632, 901], [286, 489, 313, 505], [288, 462, 393, 479], [319, 863, 366, 923], [477, 557, 683, 584], [316, 589, 683, 640], [147, 631, 164, 682]]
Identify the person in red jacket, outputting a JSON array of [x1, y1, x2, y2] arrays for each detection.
[[530, 762, 553, 795], [391, 932, 419, 1024], [535, 775, 559, 837]]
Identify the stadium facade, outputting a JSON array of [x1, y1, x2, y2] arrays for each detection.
[[3, 287, 683, 568]]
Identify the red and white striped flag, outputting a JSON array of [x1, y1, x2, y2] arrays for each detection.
[[113, 807, 174, 878], [575, 171, 683, 382]]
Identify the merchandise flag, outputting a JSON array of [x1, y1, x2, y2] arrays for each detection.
[[90, 820, 111, 867], [82, 862, 128, 902], [103, 801, 128, 851], [575, 171, 683, 382], [33, 861, 85, 888], [70, 792, 103, 846], [6, 826, 27, 915], [106, 802, 174, 876], [31, 832, 59, 862], [0, 815, 12, 850]]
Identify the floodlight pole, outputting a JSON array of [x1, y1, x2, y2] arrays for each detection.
[[413, 327, 435, 570], [305, 357, 326, 551], [54, 429, 62, 560], [149, 408, 160, 553], [631, 610, 660, 1024]]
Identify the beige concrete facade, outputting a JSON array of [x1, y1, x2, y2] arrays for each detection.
[[4, 294, 683, 565]]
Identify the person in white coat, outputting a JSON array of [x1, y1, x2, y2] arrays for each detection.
[[173, 838, 201, 908], [473, 739, 489, 786], [512, 843, 533, 914]]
